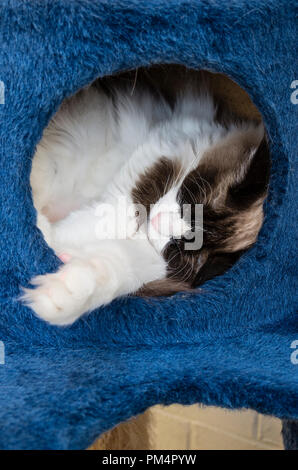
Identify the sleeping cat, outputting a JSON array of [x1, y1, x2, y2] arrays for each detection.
[[22, 79, 270, 325]]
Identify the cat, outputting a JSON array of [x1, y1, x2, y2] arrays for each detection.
[[22, 78, 270, 325]]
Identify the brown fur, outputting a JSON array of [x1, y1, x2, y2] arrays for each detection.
[[119, 67, 271, 296], [171, 133, 270, 287], [136, 278, 192, 297], [132, 157, 182, 214], [133, 132, 270, 295]]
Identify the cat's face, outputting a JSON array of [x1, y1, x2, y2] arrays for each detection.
[[133, 125, 270, 293], [147, 188, 191, 252]]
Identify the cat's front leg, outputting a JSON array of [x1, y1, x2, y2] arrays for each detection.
[[40, 198, 138, 253], [21, 257, 99, 325], [21, 240, 166, 325]]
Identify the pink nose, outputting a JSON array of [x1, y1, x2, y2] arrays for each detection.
[[151, 212, 175, 235], [151, 212, 162, 232]]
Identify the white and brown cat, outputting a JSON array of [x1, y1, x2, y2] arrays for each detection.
[[22, 78, 270, 325]]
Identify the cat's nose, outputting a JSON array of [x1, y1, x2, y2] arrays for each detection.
[[151, 212, 162, 232], [151, 212, 174, 236]]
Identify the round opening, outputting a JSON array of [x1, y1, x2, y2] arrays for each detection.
[[26, 65, 273, 325]]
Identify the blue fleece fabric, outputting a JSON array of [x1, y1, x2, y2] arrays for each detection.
[[0, 0, 297, 450]]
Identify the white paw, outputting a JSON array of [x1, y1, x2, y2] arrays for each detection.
[[21, 259, 97, 325]]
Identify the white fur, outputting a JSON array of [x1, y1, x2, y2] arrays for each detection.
[[23, 84, 253, 325]]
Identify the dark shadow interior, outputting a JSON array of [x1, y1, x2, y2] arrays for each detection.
[[99, 65, 262, 123]]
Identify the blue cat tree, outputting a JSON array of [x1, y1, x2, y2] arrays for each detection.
[[0, 0, 297, 450]]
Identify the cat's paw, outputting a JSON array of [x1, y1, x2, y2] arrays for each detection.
[[21, 259, 97, 326]]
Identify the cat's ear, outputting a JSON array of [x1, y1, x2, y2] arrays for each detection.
[[192, 128, 270, 287], [198, 124, 270, 209], [227, 135, 270, 210]]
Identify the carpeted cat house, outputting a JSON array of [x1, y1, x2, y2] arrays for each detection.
[[0, 0, 297, 450]]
